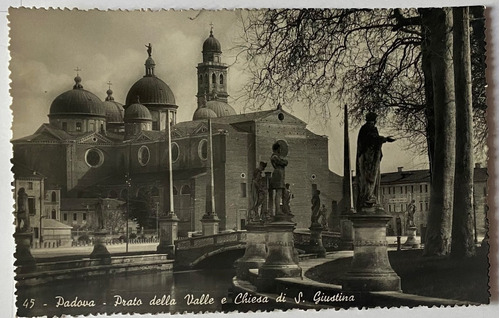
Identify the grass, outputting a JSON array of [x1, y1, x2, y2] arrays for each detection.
[[305, 245, 490, 304]]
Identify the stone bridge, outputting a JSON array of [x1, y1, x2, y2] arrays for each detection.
[[173, 230, 342, 269]]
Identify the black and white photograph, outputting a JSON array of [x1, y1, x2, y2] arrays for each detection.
[[3, 3, 498, 317]]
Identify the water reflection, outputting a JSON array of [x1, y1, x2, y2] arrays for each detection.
[[17, 269, 235, 317]]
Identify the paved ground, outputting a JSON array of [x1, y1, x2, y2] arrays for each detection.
[[31, 243, 158, 258]]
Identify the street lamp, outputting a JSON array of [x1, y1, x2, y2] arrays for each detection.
[[125, 174, 132, 253]]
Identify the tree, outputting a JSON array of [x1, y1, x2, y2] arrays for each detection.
[[240, 8, 485, 256]]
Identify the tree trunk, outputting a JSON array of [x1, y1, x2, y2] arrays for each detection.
[[420, 12, 435, 178], [421, 8, 456, 256], [451, 7, 476, 258]]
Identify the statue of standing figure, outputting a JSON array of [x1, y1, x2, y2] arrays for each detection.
[[145, 43, 152, 57], [16, 188, 30, 232], [356, 112, 395, 212], [270, 141, 288, 215], [282, 183, 293, 215], [319, 204, 328, 229], [249, 161, 267, 221], [406, 200, 416, 229], [95, 198, 105, 230], [311, 190, 321, 224]]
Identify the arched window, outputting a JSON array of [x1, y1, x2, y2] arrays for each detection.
[[212, 73, 216, 86], [204, 74, 208, 85], [198, 74, 203, 84], [51, 191, 57, 202], [220, 74, 224, 85], [181, 185, 191, 195], [198, 139, 208, 160], [51, 209, 56, 219]]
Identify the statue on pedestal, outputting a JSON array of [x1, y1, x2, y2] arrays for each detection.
[[406, 200, 416, 228], [270, 141, 288, 215], [249, 161, 267, 221], [282, 183, 293, 215], [311, 190, 321, 224], [356, 112, 395, 212], [16, 188, 30, 232]]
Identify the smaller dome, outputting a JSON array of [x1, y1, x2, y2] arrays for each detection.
[[206, 100, 236, 117], [203, 30, 222, 53], [193, 107, 217, 120], [104, 101, 124, 123], [49, 76, 105, 117], [124, 103, 152, 122]]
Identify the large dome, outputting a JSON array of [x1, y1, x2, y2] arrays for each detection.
[[203, 31, 221, 53], [193, 107, 217, 120], [126, 76, 176, 107], [104, 89, 124, 123], [206, 100, 236, 117], [124, 102, 152, 122], [49, 76, 105, 117]]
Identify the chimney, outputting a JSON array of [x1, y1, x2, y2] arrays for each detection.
[[397, 167, 403, 172], [475, 163, 481, 169]]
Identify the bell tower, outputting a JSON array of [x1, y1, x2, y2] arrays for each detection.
[[196, 25, 228, 108]]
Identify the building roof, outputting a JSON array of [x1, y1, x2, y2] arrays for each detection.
[[49, 76, 106, 118], [42, 218, 73, 229], [203, 30, 222, 53], [104, 89, 124, 123], [206, 100, 237, 117], [126, 76, 176, 107], [380, 167, 488, 185], [193, 106, 218, 120], [124, 103, 152, 122]]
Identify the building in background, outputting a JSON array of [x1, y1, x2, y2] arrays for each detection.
[[12, 29, 343, 238], [380, 165, 488, 239]]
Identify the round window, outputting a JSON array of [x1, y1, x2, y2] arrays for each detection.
[[171, 142, 180, 163], [85, 148, 104, 168], [138, 146, 150, 166], [198, 139, 208, 160]]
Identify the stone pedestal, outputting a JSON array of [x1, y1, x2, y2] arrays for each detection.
[[256, 214, 302, 292], [157, 212, 179, 258], [342, 214, 401, 292], [14, 231, 36, 273], [201, 213, 220, 236], [340, 213, 354, 250], [235, 224, 268, 280], [404, 226, 420, 248], [90, 230, 110, 259], [307, 222, 326, 257]]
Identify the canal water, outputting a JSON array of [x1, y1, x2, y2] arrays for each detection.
[[17, 269, 235, 317]]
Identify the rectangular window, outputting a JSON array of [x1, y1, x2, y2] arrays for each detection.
[[420, 185, 423, 193], [425, 202, 429, 210], [28, 182, 33, 190], [387, 187, 390, 195], [240, 183, 247, 198], [420, 202, 423, 211], [388, 205, 391, 212], [51, 210, 56, 219], [400, 186, 403, 194], [73, 213, 77, 221], [34, 227, 39, 239], [63, 213, 67, 221], [83, 213, 87, 221], [76, 122, 82, 131], [28, 197, 36, 215]]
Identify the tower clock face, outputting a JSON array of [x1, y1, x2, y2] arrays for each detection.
[[138, 146, 151, 166]]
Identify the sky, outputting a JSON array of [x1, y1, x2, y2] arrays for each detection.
[[8, 8, 431, 175]]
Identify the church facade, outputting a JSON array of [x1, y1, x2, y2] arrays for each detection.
[[12, 29, 343, 239]]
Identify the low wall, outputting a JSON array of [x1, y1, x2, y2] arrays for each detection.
[[16, 254, 173, 287]]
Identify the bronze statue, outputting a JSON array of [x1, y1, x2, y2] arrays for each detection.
[[145, 43, 152, 57], [311, 190, 321, 224], [282, 183, 293, 215], [16, 188, 30, 232], [249, 161, 267, 221], [355, 112, 395, 211], [270, 141, 288, 215], [406, 200, 416, 228]]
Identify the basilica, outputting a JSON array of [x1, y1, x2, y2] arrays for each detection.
[[12, 29, 343, 240]]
